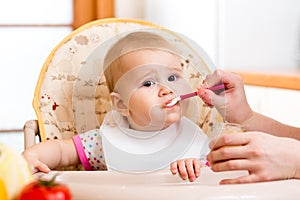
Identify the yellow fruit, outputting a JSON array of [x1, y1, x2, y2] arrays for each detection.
[[0, 143, 33, 200], [0, 179, 8, 200]]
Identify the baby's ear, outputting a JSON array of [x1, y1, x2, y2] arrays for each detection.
[[110, 92, 129, 116]]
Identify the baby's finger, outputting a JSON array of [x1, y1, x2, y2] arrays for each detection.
[[177, 160, 188, 180], [170, 162, 179, 174], [35, 162, 51, 173], [185, 159, 197, 182], [193, 159, 201, 177]]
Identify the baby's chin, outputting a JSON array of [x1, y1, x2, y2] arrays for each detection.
[[128, 120, 168, 132], [162, 118, 181, 128], [128, 106, 182, 131], [129, 122, 176, 132]]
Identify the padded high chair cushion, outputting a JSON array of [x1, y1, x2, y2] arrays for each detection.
[[33, 18, 222, 142]]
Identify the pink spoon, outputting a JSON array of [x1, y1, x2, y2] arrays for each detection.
[[164, 84, 225, 108]]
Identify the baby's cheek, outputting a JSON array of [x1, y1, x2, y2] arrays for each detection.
[[148, 104, 167, 127], [149, 104, 166, 120]]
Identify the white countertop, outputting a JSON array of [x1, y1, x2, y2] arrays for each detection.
[[35, 168, 300, 200]]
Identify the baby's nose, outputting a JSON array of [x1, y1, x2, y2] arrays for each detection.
[[158, 85, 173, 96]]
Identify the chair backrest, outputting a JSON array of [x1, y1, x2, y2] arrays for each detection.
[[33, 18, 223, 142]]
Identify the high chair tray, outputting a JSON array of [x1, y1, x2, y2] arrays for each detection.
[[35, 168, 300, 200]]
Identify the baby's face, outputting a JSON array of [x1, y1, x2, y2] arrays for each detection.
[[113, 49, 192, 131]]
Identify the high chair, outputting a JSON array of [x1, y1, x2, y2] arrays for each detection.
[[21, 19, 300, 200], [23, 18, 223, 169]]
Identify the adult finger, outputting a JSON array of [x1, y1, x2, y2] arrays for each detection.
[[207, 145, 249, 165], [219, 174, 260, 184], [209, 133, 250, 150], [209, 157, 261, 175], [204, 69, 224, 87], [198, 88, 225, 106]]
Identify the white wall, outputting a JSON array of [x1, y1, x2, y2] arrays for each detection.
[[219, 0, 300, 71], [245, 86, 300, 127], [0, 1, 72, 130], [115, 0, 219, 66]]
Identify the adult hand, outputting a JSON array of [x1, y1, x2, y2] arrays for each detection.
[[198, 69, 253, 124], [207, 131, 300, 184]]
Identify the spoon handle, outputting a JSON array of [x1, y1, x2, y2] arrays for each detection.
[[179, 91, 198, 101], [179, 84, 225, 101]]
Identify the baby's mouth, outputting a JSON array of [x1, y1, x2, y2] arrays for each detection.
[[162, 98, 178, 108]]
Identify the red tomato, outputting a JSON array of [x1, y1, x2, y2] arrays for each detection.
[[18, 179, 72, 200]]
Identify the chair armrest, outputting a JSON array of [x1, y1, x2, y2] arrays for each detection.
[[23, 120, 40, 149]]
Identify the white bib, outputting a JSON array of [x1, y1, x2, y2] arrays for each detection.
[[101, 110, 208, 173]]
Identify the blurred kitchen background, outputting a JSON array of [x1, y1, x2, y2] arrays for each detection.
[[0, 0, 299, 152]]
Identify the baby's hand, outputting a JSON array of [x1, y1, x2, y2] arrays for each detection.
[[31, 160, 51, 174], [22, 152, 51, 174], [170, 158, 202, 182]]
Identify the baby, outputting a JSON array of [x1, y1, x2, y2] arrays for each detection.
[[22, 31, 209, 180]]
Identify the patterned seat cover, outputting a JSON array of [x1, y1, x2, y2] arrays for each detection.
[[33, 18, 223, 144]]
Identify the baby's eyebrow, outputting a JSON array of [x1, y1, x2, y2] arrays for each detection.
[[167, 66, 183, 74], [133, 69, 157, 82]]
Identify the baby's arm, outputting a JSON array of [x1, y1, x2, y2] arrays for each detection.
[[170, 158, 202, 182], [22, 139, 79, 174]]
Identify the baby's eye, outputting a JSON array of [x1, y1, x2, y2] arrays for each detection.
[[143, 80, 156, 87], [168, 75, 177, 82]]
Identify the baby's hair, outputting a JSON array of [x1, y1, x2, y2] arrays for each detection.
[[103, 31, 176, 93]]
